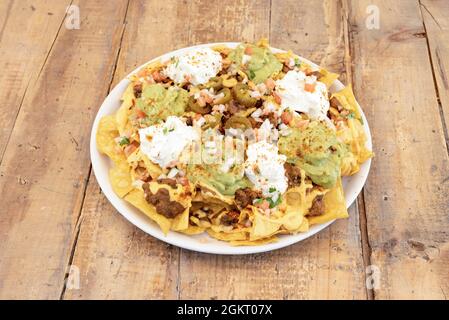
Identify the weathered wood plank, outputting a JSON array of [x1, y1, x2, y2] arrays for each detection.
[[65, 0, 275, 300], [0, 0, 72, 161], [420, 0, 449, 148], [180, 207, 365, 299], [63, 0, 190, 299], [348, 0, 449, 299], [179, 0, 367, 299], [63, 178, 179, 299], [0, 0, 129, 299]]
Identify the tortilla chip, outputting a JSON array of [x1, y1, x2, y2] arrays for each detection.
[[179, 225, 206, 235], [109, 161, 133, 198], [331, 85, 361, 119], [279, 209, 304, 231], [250, 212, 283, 240], [295, 217, 309, 233], [340, 151, 360, 176], [171, 207, 190, 231], [124, 189, 171, 234], [337, 118, 373, 175], [127, 148, 163, 180], [196, 181, 234, 206], [130, 60, 163, 81], [115, 84, 134, 136], [207, 229, 248, 241], [308, 178, 348, 225], [319, 68, 339, 88], [96, 115, 123, 164]]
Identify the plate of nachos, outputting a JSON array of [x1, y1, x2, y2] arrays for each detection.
[[91, 40, 373, 254]]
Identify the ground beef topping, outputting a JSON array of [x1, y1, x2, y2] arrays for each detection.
[[142, 183, 185, 218], [157, 178, 177, 189], [284, 163, 302, 187], [133, 83, 143, 98], [307, 195, 325, 217], [234, 187, 263, 209], [220, 210, 240, 226]]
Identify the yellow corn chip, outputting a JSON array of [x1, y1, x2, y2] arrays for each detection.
[[124, 189, 171, 234], [308, 178, 348, 225], [109, 161, 133, 198]]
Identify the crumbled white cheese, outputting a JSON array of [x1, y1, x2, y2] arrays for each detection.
[[164, 47, 222, 85], [139, 116, 199, 168], [275, 70, 330, 120], [244, 140, 288, 197]]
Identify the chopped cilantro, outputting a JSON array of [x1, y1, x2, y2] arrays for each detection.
[[294, 57, 301, 67], [347, 112, 355, 119], [267, 194, 282, 208], [253, 198, 264, 205], [118, 136, 130, 146], [269, 187, 277, 193]]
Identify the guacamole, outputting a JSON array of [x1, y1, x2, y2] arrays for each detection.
[[278, 121, 347, 188], [229, 44, 282, 84], [136, 83, 188, 125], [186, 163, 250, 196]]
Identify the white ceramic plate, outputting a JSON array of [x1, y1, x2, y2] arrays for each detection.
[[90, 42, 372, 255]]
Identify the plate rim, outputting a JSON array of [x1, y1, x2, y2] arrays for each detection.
[[89, 42, 372, 255]]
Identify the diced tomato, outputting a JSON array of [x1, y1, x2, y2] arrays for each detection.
[[178, 176, 189, 187], [244, 46, 253, 55], [200, 91, 213, 104], [184, 74, 192, 83], [124, 142, 138, 157], [136, 108, 146, 119], [281, 111, 293, 125], [304, 83, 316, 93], [152, 70, 166, 82], [273, 92, 282, 104], [265, 78, 275, 90], [137, 69, 148, 77], [255, 200, 270, 210]]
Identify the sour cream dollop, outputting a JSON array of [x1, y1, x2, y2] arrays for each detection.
[[139, 116, 199, 168], [275, 70, 329, 120], [244, 140, 288, 197], [164, 48, 222, 86]]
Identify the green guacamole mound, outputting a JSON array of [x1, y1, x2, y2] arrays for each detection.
[[186, 163, 250, 196], [278, 121, 348, 189], [229, 44, 282, 84], [136, 83, 188, 125]]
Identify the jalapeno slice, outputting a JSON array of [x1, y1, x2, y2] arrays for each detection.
[[224, 115, 252, 130], [203, 113, 223, 129], [232, 83, 258, 108], [187, 96, 212, 114], [203, 76, 223, 91], [212, 88, 231, 105]]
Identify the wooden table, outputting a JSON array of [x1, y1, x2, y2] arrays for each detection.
[[0, 0, 448, 300]]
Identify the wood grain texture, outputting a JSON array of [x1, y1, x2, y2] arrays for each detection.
[[64, 0, 191, 300], [348, 0, 449, 299], [0, 0, 72, 161], [0, 0, 129, 299], [65, 0, 275, 300], [420, 0, 449, 147], [1, 0, 446, 300], [179, 0, 368, 300], [63, 178, 179, 299]]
